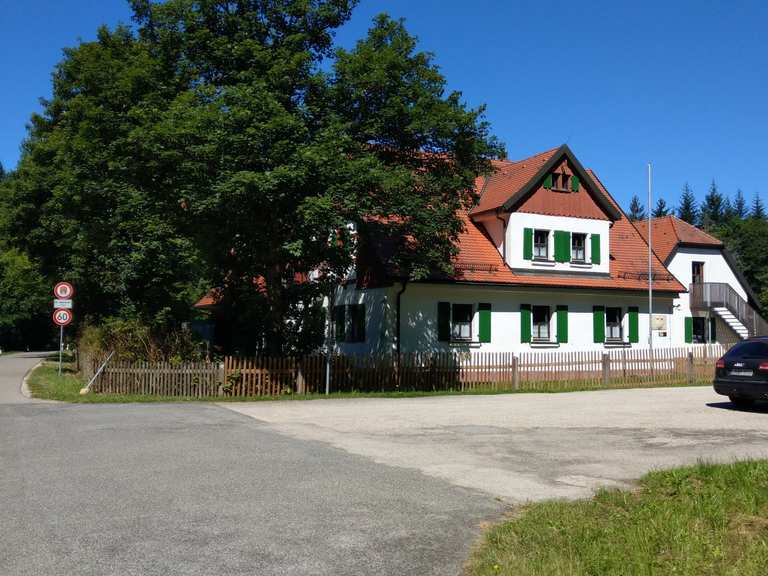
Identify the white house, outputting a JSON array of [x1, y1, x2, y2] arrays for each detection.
[[636, 215, 766, 346], [332, 145, 765, 355]]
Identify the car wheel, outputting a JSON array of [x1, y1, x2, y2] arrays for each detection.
[[729, 395, 755, 408]]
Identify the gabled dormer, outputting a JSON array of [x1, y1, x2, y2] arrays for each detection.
[[471, 145, 621, 276]]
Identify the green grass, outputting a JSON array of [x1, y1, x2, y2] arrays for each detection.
[[27, 362, 712, 403], [467, 460, 768, 576]]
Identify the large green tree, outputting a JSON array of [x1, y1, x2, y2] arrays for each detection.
[[3, 2, 502, 354], [2, 25, 204, 330]]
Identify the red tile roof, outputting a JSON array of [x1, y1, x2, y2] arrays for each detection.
[[442, 165, 685, 293], [634, 216, 723, 263], [472, 148, 559, 215]]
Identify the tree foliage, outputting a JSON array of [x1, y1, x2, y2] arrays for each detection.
[[751, 192, 766, 219], [700, 179, 725, 230], [1, 2, 502, 354], [677, 183, 698, 224], [651, 198, 670, 218], [628, 195, 646, 221]]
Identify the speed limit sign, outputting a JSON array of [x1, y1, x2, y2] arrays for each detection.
[[53, 308, 73, 327], [54, 282, 75, 299]]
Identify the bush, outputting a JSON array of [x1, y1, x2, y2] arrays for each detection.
[[79, 317, 206, 363]]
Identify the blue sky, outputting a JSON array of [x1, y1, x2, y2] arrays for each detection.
[[2, 1, 766, 212]]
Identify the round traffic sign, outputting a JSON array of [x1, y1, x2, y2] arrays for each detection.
[[54, 282, 75, 300], [53, 308, 73, 327]]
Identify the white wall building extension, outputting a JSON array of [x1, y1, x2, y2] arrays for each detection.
[[333, 282, 675, 355]]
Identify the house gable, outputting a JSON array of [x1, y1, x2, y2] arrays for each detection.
[[471, 144, 622, 221]]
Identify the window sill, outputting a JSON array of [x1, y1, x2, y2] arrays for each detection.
[[449, 340, 481, 348], [603, 340, 631, 348], [531, 259, 556, 267], [530, 340, 560, 348], [569, 261, 592, 269]]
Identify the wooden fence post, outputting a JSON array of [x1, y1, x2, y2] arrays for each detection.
[[687, 351, 694, 385], [512, 354, 519, 390], [217, 361, 226, 397], [601, 353, 610, 386]]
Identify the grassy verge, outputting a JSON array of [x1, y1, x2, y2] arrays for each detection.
[[467, 460, 768, 576], [27, 362, 712, 403]]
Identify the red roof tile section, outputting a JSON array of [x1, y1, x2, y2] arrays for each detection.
[[515, 182, 610, 220], [471, 147, 618, 221], [471, 148, 559, 215], [444, 163, 685, 293], [635, 216, 723, 263]]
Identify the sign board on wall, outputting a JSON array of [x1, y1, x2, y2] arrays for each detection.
[[652, 314, 667, 331]]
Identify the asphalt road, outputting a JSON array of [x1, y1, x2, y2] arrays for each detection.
[[0, 354, 500, 576], [224, 385, 768, 502]]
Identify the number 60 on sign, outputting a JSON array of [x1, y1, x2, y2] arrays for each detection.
[[53, 308, 73, 327]]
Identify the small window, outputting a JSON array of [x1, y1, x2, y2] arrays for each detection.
[[571, 233, 586, 262], [346, 304, 366, 343], [532, 306, 550, 341], [692, 317, 707, 344], [692, 261, 704, 284], [451, 304, 473, 341], [606, 307, 623, 341], [334, 305, 346, 342], [551, 172, 570, 191], [534, 230, 549, 259]]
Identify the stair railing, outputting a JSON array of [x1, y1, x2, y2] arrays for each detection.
[[690, 282, 768, 337]]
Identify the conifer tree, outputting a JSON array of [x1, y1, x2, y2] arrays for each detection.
[[752, 192, 766, 219], [677, 183, 698, 224], [628, 195, 646, 221], [733, 189, 748, 219], [700, 179, 724, 229], [651, 197, 670, 218]]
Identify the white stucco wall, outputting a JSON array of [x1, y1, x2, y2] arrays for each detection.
[[334, 282, 676, 355], [332, 284, 397, 355], [505, 213, 611, 274]]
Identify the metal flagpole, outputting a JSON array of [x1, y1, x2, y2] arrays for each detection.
[[648, 163, 654, 370]]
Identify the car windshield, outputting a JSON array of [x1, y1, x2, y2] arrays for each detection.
[[724, 341, 768, 359]]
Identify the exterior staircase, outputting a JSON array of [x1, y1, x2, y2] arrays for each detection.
[[712, 307, 750, 340], [690, 282, 768, 339]]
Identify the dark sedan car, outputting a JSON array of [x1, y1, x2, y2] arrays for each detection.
[[714, 338, 768, 407]]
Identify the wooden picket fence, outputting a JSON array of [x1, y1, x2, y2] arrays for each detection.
[[90, 360, 222, 397], [80, 344, 725, 397]]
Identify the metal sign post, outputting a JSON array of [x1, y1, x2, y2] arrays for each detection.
[[52, 283, 75, 377], [59, 324, 64, 376]]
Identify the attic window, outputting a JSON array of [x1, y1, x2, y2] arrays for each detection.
[[552, 173, 570, 191]]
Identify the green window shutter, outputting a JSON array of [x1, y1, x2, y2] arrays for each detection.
[[334, 305, 346, 342], [593, 305, 605, 343], [554, 231, 571, 263], [571, 174, 580, 191], [478, 303, 491, 343], [684, 317, 693, 344], [437, 302, 451, 342], [523, 228, 533, 260], [543, 174, 553, 189], [591, 233, 601, 265], [520, 304, 532, 343], [628, 306, 639, 343], [709, 317, 717, 343], [556, 305, 569, 344]]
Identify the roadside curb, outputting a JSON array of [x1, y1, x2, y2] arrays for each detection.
[[20, 361, 43, 399]]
